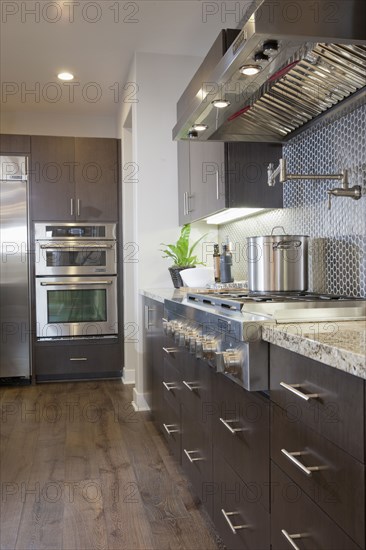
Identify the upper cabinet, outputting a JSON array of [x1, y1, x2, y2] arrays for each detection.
[[30, 136, 119, 222], [178, 140, 282, 225], [0, 134, 30, 154], [178, 140, 226, 224]]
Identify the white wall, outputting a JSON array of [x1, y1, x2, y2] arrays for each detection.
[[0, 111, 117, 137], [117, 52, 218, 409]]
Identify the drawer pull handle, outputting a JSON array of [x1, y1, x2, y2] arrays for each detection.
[[280, 382, 320, 401], [163, 423, 179, 435], [281, 529, 308, 550], [162, 381, 178, 392], [163, 347, 179, 355], [69, 357, 87, 361], [219, 417, 247, 435], [183, 449, 204, 463], [281, 449, 327, 476], [221, 509, 248, 534], [182, 380, 200, 392]]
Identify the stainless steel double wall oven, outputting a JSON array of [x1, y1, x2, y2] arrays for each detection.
[[35, 223, 118, 338]]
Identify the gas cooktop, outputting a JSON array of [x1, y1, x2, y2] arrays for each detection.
[[186, 290, 366, 323]]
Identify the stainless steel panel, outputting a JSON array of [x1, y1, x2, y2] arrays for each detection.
[[0, 155, 31, 378], [35, 240, 117, 276], [173, 0, 366, 142], [34, 222, 117, 240], [35, 276, 118, 338]]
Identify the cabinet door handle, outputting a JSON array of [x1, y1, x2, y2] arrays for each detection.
[[77, 199, 81, 217], [163, 423, 179, 435], [280, 381, 320, 401], [221, 509, 248, 534], [281, 529, 308, 550], [219, 417, 247, 435], [182, 380, 200, 392], [144, 305, 155, 330], [187, 193, 193, 213], [162, 381, 179, 392], [70, 198, 74, 216], [216, 171, 220, 200], [69, 357, 87, 361], [163, 347, 179, 355], [183, 449, 204, 463], [281, 448, 328, 476], [183, 192, 187, 216]]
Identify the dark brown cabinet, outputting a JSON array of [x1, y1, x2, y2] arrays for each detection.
[[178, 140, 282, 225], [270, 344, 366, 550], [271, 462, 361, 550], [143, 298, 165, 430], [0, 134, 30, 154], [30, 135, 119, 221], [35, 338, 121, 381], [212, 373, 270, 550], [213, 451, 270, 550]]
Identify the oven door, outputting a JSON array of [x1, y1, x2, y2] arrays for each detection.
[[35, 277, 118, 338], [35, 241, 117, 276]]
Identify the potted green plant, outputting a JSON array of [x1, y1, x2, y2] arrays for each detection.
[[160, 224, 207, 288]]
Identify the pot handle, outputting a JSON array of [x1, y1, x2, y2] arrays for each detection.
[[271, 226, 287, 236], [273, 240, 302, 250]]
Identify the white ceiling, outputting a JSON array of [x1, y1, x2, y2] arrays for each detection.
[[0, 0, 246, 116]]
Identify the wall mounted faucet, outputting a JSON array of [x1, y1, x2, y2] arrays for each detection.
[[267, 158, 362, 209]]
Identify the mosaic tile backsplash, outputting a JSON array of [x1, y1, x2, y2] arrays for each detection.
[[219, 104, 366, 297]]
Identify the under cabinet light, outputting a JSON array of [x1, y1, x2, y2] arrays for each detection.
[[205, 208, 265, 225]]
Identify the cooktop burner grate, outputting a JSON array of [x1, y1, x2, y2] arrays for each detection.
[[187, 290, 366, 315]]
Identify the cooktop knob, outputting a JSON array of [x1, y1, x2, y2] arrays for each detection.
[[215, 350, 241, 372], [202, 339, 218, 359]]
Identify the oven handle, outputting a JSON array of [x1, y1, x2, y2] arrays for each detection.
[[40, 280, 113, 286], [39, 244, 114, 250]]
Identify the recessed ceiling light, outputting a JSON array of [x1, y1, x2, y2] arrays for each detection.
[[192, 124, 208, 132], [211, 99, 231, 108], [57, 72, 74, 81], [239, 64, 262, 76]]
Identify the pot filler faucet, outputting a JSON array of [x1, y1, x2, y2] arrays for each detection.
[[267, 158, 362, 209]]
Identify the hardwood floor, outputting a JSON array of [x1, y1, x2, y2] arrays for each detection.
[[0, 381, 221, 550]]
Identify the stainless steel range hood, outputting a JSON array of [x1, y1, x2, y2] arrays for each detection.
[[173, 0, 366, 143]]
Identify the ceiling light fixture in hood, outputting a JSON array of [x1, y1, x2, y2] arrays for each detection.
[[239, 64, 262, 76], [212, 99, 231, 108], [192, 124, 208, 132]]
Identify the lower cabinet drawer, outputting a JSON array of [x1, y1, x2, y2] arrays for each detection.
[[213, 373, 270, 511], [181, 406, 213, 518], [270, 345, 365, 462], [35, 340, 121, 380], [271, 403, 365, 547], [161, 399, 181, 463], [271, 461, 362, 550], [162, 358, 182, 414], [213, 448, 270, 550]]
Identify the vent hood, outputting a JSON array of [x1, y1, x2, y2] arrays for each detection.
[[173, 0, 366, 142]]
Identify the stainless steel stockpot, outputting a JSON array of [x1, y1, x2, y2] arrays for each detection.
[[246, 227, 309, 292]]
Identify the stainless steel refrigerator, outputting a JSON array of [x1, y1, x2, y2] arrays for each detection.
[[0, 155, 31, 380]]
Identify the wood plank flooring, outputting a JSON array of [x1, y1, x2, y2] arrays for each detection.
[[0, 381, 221, 550]]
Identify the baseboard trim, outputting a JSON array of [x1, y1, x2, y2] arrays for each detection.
[[122, 368, 135, 385], [131, 387, 151, 411]]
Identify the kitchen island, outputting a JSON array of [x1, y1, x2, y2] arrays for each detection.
[[141, 288, 366, 549]]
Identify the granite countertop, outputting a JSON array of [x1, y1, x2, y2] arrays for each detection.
[[139, 288, 187, 303], [262, 320, 366, 379]]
